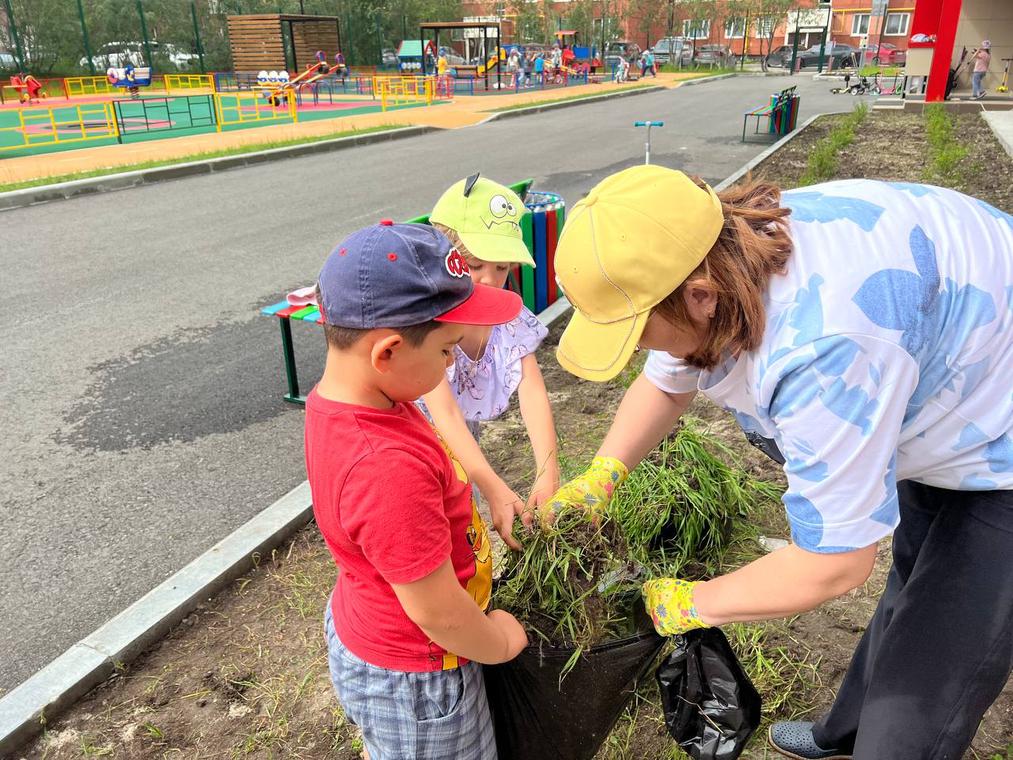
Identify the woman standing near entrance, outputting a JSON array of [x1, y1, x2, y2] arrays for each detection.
[[545, 166, 1013, 758]]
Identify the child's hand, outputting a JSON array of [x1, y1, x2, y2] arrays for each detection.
[[524, 467, 560, 523], [483, 478, 525, 551]]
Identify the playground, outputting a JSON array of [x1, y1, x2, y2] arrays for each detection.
[[0, 11, 643, 164]]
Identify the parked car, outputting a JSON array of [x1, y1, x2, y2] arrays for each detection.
[[604, 40, 634, 70], [796, 42, 860, 69], [381, 47, 398, 67], [865, 41, 906, 66], [0, 50, 15, 70], [693, 44, 733, 66], [652, 36, 687, 65], [764, 45, 793, 68]]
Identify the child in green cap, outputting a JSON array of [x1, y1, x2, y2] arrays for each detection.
[[420, 174, 560, 547]]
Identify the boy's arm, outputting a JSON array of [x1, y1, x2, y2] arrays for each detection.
[[422, 378, 525, 550], [392, 558, 528, 664], [517, 354, 560, 513]]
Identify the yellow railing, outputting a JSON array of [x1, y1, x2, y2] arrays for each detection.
[[64, 76, 117, 97], [164, 73, 216, 95], [0, 102, 119, 153], [377, 76, 435, 111], [213, 90, 297, 131]]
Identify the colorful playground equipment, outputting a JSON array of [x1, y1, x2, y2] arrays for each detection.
[[0, 90, 297, 155], [477, 48, 506, 75], [163, 73, 216, 95], [0, 101, 119, 152], [107, 66, 152, 98], [5, 73, 45, 105], [397, 40, 436, 73], [260, 179, 563, 404], [376, 76, 435, 110]]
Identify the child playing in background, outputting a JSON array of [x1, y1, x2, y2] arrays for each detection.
[[422, 174, 560, 548], [306, 221, 529, 759]]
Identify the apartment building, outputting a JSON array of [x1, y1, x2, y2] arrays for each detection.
[[460, 1, 916, 60]]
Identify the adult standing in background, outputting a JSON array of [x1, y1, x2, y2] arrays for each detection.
[[972, 40, 992, 99]]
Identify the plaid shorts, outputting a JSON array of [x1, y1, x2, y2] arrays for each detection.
[[324, 604, 497, 760]]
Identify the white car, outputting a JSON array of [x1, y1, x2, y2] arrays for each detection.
[[1, 50, 15, 69], [80, 41, 198, 71]]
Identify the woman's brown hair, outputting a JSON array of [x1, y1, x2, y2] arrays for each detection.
[[654, 176, 793, 369]]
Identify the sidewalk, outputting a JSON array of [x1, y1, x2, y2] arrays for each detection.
[[0, 73, 698, 186]]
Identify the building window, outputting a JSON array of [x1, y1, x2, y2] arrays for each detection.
[[682, 19, 711, 39], [724, 17, 745, 38], [754, 17, 775, 38], [851, 13, 870, 36], [883, 12, 910, 36]]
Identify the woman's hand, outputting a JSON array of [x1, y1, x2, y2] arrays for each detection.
[[540, 456, 628, 527], [482, 476, 526, 551], [642, 578, 710, 636]]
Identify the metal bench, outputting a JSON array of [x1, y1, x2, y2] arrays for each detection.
[[742, 85, 799, 142]]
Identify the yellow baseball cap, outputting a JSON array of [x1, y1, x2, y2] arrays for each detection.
[[555, 166, 723, 381], [429, 174, 536, 267]]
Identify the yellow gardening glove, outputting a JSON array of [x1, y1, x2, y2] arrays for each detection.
[[642, 578, 710, 636], [540, 456, 629, 527]]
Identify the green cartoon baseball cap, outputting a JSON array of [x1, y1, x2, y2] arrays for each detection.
[[430, 174, 536, 268]]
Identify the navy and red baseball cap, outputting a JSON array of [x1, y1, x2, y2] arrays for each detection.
[[317, 220, 521, 329]]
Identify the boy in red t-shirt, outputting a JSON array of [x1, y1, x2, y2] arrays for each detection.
[[306, 220, 529, 759]]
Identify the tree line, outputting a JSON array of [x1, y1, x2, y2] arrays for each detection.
[[1, 0, 802, 76]]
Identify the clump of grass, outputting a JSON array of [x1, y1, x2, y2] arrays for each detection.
[[800, 103, 869, 186], [610, 422, 782, 580], [923, 104, 968, 184], [496, 419, 782, 674], [496, 507, 636, 653]]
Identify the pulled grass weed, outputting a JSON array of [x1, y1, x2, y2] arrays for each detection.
[[496, 419, 783, 675]]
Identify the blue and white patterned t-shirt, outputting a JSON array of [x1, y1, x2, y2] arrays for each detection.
[[645, 179, 1013, 553]]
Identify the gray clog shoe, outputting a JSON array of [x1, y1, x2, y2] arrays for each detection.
[[768, 722, 853, 759]]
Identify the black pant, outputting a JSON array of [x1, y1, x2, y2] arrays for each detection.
[[812, 482, 1013, 759]]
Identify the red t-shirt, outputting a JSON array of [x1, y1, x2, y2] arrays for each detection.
[[305, 389, 493, 672]]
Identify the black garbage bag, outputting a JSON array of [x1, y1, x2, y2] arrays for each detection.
[[656, 627, 762, 760], [484, 625, 665, 760]]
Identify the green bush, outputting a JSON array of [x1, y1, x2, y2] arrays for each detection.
[[800, 102, 869, 186]]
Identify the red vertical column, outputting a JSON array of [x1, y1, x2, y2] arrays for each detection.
[[925, 0, 963, 102]]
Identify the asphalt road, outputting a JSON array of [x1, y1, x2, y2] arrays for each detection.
[[0, 77, 873, 693]]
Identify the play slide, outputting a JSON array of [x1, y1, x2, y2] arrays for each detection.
[[477, 48, 506, 75]]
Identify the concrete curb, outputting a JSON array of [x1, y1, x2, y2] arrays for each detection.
[[483, 84, 665, 121], [679, 72, 737, 86], [0, 125, 436, 213], [0, 481, 313, 757], [714, 113, 821, 191], [0, 298, 574, 757], [982, 111, 1013, 159]]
